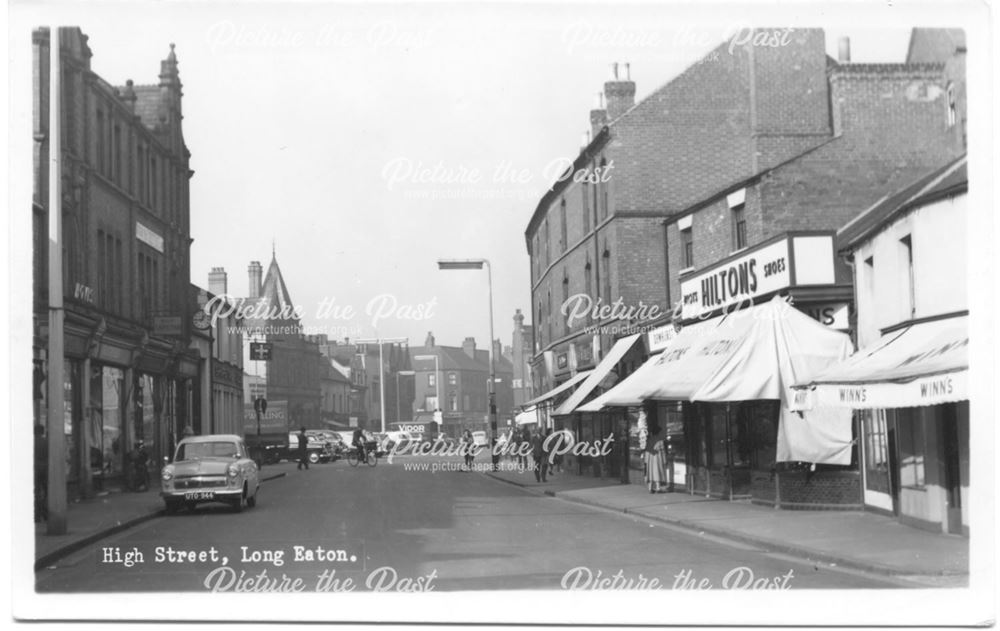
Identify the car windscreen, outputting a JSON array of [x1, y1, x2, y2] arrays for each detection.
[[177, 441, 239, 460]]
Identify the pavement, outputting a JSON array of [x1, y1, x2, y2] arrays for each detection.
[[484, 461, 969, 581], [33, 461, 293, 571], [33, 455, 968, 584]]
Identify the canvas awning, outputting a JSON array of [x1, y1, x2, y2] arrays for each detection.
[[514, 409, 540, 425], [550, 334, 641, 415], [793, 315, 968, 409], [582, 296, 857, 464], [522, 370, 593, 408], [579, 318, 722, 410]]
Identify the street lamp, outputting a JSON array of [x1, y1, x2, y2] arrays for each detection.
[[395, 370, 415, 426], [355, 337, 408, 433], [437, 258, 498, 470]]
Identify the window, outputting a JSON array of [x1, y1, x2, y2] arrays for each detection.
[[113, 124, 122, 185], [862, 409, 891, 494], [96, 110, 106, 174], [447, 373, 457, 386], [681, 228, 694, 269], [559, 198, 568, 252], [732, 204, 747, 250], [450, 393, 459, 412], [900, 235, 915, 317], [584, 261, 592, 304], [601, 250, 611, 304], [136, 145, 145, 202], [896, 408, 925, 488], [946, 82, 957, 127], [427, 373, 436, 387], [582, 182, 590, 233], [544, 218, 550, 267], [562, 274, 570, 333], [599, 158, 609, 220], [151, 156, 158, 211], [424, 396, 438, 411], [546, 291, 552, 342], [537, 301, 544, 348]]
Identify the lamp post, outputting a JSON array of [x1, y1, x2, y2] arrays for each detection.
[[437, 259, 498, 470], [355, 337, 408, 433], [395, 370, 415, 426]]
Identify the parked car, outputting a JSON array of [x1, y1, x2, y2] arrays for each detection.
[[307, 430, 343, 460], [160, 434, 259, 513], [471, 431, 489, 447], [288, 432, 334, 464]]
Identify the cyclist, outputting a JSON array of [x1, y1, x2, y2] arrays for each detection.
[[352, 428, 368, 464]]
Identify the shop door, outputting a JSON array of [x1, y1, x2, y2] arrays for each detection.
[[940, 403, 963, 534], [727, 404, 753, 499]]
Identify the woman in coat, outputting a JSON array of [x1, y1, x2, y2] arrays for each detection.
[[643, 415, 668, 493]]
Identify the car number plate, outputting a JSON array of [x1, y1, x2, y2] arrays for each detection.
[[184, 491, 214, 500]]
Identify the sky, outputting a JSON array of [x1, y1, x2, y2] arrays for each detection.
[[11, 1, 938, 351]]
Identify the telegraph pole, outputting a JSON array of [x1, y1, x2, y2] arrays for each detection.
[[46, 27, 68, 534]]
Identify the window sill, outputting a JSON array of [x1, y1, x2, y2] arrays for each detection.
[[900, 485, 927, 492], [678, 266, 695, 275]]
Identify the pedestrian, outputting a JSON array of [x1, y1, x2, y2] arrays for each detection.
[[531, 428, 549, 483], [518, 426, 531, 470], [461, 429, 475, 470], [34, 424, 48, 522], [643, 416, 667, 493], [297, 426, 310, 470]]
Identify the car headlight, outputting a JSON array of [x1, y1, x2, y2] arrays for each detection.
[[227, 463, 240, 477], [161, 466, 173, 482]]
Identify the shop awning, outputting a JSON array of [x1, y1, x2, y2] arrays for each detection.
[[514, 409, 540, 425], [579, 318, 723, 410], [553, 334, 644, 416], [793, 315, 968, 409], [522, 370, 593, 408]]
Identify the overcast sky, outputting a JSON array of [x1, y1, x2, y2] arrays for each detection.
[[13, 2, 947, 350]]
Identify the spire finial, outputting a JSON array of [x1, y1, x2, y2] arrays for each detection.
[[272, 238, 276, 260]]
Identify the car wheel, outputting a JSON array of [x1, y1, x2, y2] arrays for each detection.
[[247, 489, 257, 508], [164, 499, 180, 515], [308, 452, 320, 465]]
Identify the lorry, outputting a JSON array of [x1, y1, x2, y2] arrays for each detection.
[[243, 400, 289, 464]]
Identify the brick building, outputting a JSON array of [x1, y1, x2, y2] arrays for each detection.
[[410, 333, 514, 438], [32, 27, 198, 497], [524, 28, 967, 504], [321, 338, 413, 432], [202, 268, 245, 436], [511, 309, 535, 407]]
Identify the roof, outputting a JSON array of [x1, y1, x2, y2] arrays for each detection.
[[238, 254, 300, 331], [837, 155, 967, 251], [409, 345, 514, 374], [180, 434, 242, 443]]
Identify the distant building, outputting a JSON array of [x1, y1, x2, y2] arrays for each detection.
[[238, 254, 323, 429], [511, 309, 535, 407], [321, 337, 412, 432], [203, 268, 244, 436], [410, 333, 514, 437]]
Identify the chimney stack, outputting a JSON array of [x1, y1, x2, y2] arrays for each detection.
[[514, 308, 524, 328], [208, 267, 228, 296], [462, 337, 477, 359], [838, 37, 851, 63], [589, 92, 607, 139], [248, 261, 262, 298], [604, 61, 636, 121]]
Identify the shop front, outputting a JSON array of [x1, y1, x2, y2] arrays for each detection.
[[795, 314, 969, 534], [587, 296, 858, 506]]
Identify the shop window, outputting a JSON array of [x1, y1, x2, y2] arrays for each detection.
[[862, 409, 892, 494], [895, 408, 925, 488]]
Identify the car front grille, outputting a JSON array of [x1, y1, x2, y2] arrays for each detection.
[[174, 476, 228, 489]]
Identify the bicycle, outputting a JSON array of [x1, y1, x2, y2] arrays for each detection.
[[347, 444, 377, 467]]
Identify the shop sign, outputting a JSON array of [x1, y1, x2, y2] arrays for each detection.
[[135, 221, 164, 252], [396, 424, 425, 433], [556, 352, 569, 370], [801, 302, 849, 330], [73, 282, 95, 304], [680, 239, 790, 320], [647, 324, 678, 352], [153, 315, 182, 336], [243, 400, 289, 434], [212, 360, 242, 389]]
